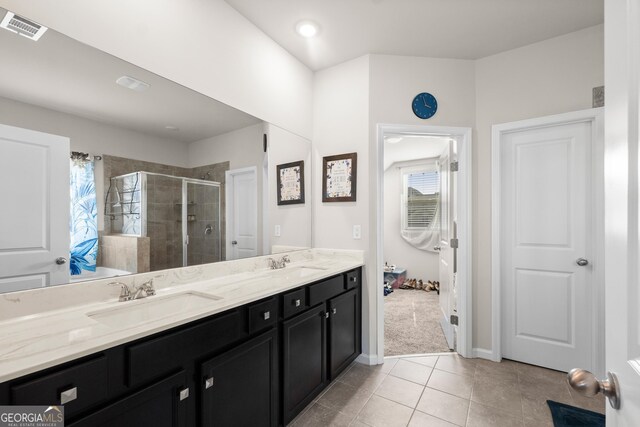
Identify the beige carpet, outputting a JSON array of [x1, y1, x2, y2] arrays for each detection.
[[384, 288, 453, 356]]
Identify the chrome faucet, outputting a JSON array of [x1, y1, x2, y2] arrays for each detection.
[[132, 279, 156, 300], [267, 255, 291, 270], [111, 279, 155, 302]]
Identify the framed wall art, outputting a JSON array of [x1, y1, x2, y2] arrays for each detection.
[[322, 152, 357, 202], [277, 160, 305, 205]]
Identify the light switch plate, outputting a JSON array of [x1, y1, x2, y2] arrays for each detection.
[[274, 225, 281, 237], [353, 225, 361, 240]]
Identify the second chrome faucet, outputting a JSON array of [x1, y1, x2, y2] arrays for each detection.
[[267, 255, 290, 270], [114, 279, 156, 302]]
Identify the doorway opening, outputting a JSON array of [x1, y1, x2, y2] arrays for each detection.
[[376, 124, 473, 360]]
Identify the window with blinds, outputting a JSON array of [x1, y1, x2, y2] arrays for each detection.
[[402, 168, 439, 229]]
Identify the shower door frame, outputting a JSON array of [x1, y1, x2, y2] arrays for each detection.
[[181, 177, 222, 267]]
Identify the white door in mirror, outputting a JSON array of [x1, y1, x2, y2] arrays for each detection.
[[226, 167, 258, 260], [0, 124, 70, 292]]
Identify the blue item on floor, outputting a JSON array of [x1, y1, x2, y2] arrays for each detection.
[[383, 281, 393, 296], [547, 400, 605, 427]]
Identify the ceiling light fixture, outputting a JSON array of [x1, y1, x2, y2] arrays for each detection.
[[116, 75, 150, 92], [165, 125, 179, 131], [295, 20, 319, 38]]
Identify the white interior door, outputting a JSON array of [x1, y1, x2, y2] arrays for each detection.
[[0, 124, 70, 292], [499, 119, 594, 373], [596, 0, 640, 420], [438, 142, 455, 349], [225, 167, 257, 260]]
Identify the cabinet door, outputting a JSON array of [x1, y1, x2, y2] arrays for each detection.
[[200, 329, 278, 427], [67, 371, 188, 427], [282, 304, 327, 424], [328, 288, 360, 380]]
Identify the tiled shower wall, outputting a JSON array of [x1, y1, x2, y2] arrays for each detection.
[[101, 155, 228, 271]]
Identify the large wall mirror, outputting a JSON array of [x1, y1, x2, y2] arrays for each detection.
[[0, 8, 312, 292]]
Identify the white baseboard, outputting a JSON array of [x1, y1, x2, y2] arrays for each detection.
[[473, 348, 499, 361], [355, 353, 378, 365]]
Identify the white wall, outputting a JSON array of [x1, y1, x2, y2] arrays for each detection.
[[189, 123, 265, 255], [266, 124, 312, 251], [313, 55, 372, 359], [0, 95, 187, 230], [474, 24, 604, 350], [0, 0, 314, 139], [368, 54, 476, 360]]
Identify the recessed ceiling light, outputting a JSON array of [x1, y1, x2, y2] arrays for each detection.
[[165, 125, 179, 131], [116, 75, 150, 92], [295, 20, 319, 38]]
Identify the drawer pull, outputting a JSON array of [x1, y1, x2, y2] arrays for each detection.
[[60, 387, 77, 405], [349, 276, 357, 282], [332, 308, 337, 315], [294, 299, 301, 307], [263, 311, 271, 320], [205, 377, 214, 389], [179, 387, 190, 401]]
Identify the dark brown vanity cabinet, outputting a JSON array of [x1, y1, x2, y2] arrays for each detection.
[[200, 329, 278, 427], [0, 268, 361, 427], [68, 371, 189, 427], [282, 272, 362, 425]]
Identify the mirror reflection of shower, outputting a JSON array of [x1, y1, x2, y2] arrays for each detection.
[[105, 171, 221, 271]]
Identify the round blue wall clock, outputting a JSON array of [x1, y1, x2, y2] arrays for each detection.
[[412, 92, 438, 119]]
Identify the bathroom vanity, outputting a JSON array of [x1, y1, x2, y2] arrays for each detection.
[[0, 250, 362, 426]]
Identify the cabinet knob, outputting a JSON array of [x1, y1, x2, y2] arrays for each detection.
[[332, 308, 337, 315], [204, 377, 214, 389], [60, 386, 77, 404], [349, 276, 357, 282], [263, 311, 271, 320], [178, 387, 190, 401], [294, 299, 301, 307], [325, 312, 330, 319]]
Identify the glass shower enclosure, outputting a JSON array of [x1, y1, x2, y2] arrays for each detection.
[[105, 172, 221, 270]]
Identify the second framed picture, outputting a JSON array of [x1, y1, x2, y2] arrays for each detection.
[[322, 152, 357, 202], [277, 160, 305, 205]]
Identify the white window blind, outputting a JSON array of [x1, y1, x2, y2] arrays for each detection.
[[402, 168, 439, 229]]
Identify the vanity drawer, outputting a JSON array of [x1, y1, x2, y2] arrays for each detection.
[[127, 309, 246, 387], [282, 288, 307, 319], [248, 297, 278, 334], [11, 355, 108, 417], [308, 276, 344, 306], [345, 269, 360, 290]]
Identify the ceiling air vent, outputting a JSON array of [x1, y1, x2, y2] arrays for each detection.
[[1, 11, 48, 41]]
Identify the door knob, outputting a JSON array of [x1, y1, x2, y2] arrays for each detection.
[[55, 257, 67, 265], [567, 368, 620, 409], [576, 258, 589, 266], [231, 240, 238, 245]]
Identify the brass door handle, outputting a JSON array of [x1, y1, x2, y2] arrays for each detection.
[[567, 368, 620, 409]]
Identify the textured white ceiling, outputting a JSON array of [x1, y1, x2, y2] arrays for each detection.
[[0, 8, 261, 143], [225, 0, 604, 71]]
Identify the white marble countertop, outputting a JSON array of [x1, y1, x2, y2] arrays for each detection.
[[0, 249, 363, 383]]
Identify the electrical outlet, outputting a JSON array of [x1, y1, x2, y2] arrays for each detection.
[[274, 225, 281, 237], [353, 225, 361, 240]]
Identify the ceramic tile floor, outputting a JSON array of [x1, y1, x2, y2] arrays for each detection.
[[288, 353, 605, 427]]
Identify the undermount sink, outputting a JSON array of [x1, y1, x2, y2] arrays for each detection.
[[87, 291, 223, 327]]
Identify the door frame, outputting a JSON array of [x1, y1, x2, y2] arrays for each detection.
[[225, 166, 258, 260], [491, 108, 604, 374], [376, 123, 473, 360]]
